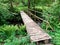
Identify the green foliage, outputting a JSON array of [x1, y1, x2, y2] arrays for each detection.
[[4, 36, 35, 45], [0, 3, 12, 25], [44, 1, 60, 18], [48, 27, 60, 45], [0, 0, 60, 45], [18, 25, 27, 36], [0, 0, 22, 25], [33, 0, 53, 6], [41, 0, 60, 29], [0, 25, 26, 42], [40, 1, 60, 45], [0, 3, 22, 25]]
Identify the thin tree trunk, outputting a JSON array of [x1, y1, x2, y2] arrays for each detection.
[[9, 0, 14, 12], [28, 0, 30, 9]]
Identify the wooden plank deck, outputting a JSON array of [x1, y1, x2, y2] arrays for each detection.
[[20, 11, 51, 42]]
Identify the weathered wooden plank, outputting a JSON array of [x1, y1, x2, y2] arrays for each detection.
[[20, 11, 51, 42]]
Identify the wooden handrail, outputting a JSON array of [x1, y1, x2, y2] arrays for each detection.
[[25, 10, 54, 32]]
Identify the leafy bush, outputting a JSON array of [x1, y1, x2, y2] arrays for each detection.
[[18, 25, 27, 36], [0, 3, 22, 25], [0, 25, 26, 42], [40, 1, 60, 45], [4, 36, 35, 45], [0, 3, 13, 25]]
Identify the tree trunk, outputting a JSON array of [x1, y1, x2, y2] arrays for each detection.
[[28, 0, 30, 9], [9, 0, 14, 12]]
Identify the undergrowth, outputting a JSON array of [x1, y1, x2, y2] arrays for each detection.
[[0, 25, 36, 45], [0, 25, 26, 42]]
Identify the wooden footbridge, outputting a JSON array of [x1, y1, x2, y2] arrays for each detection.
[[20, 11, 53, 45]]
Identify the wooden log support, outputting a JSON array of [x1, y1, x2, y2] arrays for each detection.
[[20, 11, 52, 43], [34, 42, 39, 45], [44, 39, 49, 44]]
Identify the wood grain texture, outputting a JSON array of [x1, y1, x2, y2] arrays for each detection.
[[20, 11, 51, 42]]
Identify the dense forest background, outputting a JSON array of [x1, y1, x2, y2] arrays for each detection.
[[0, 0, 60, 45]]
